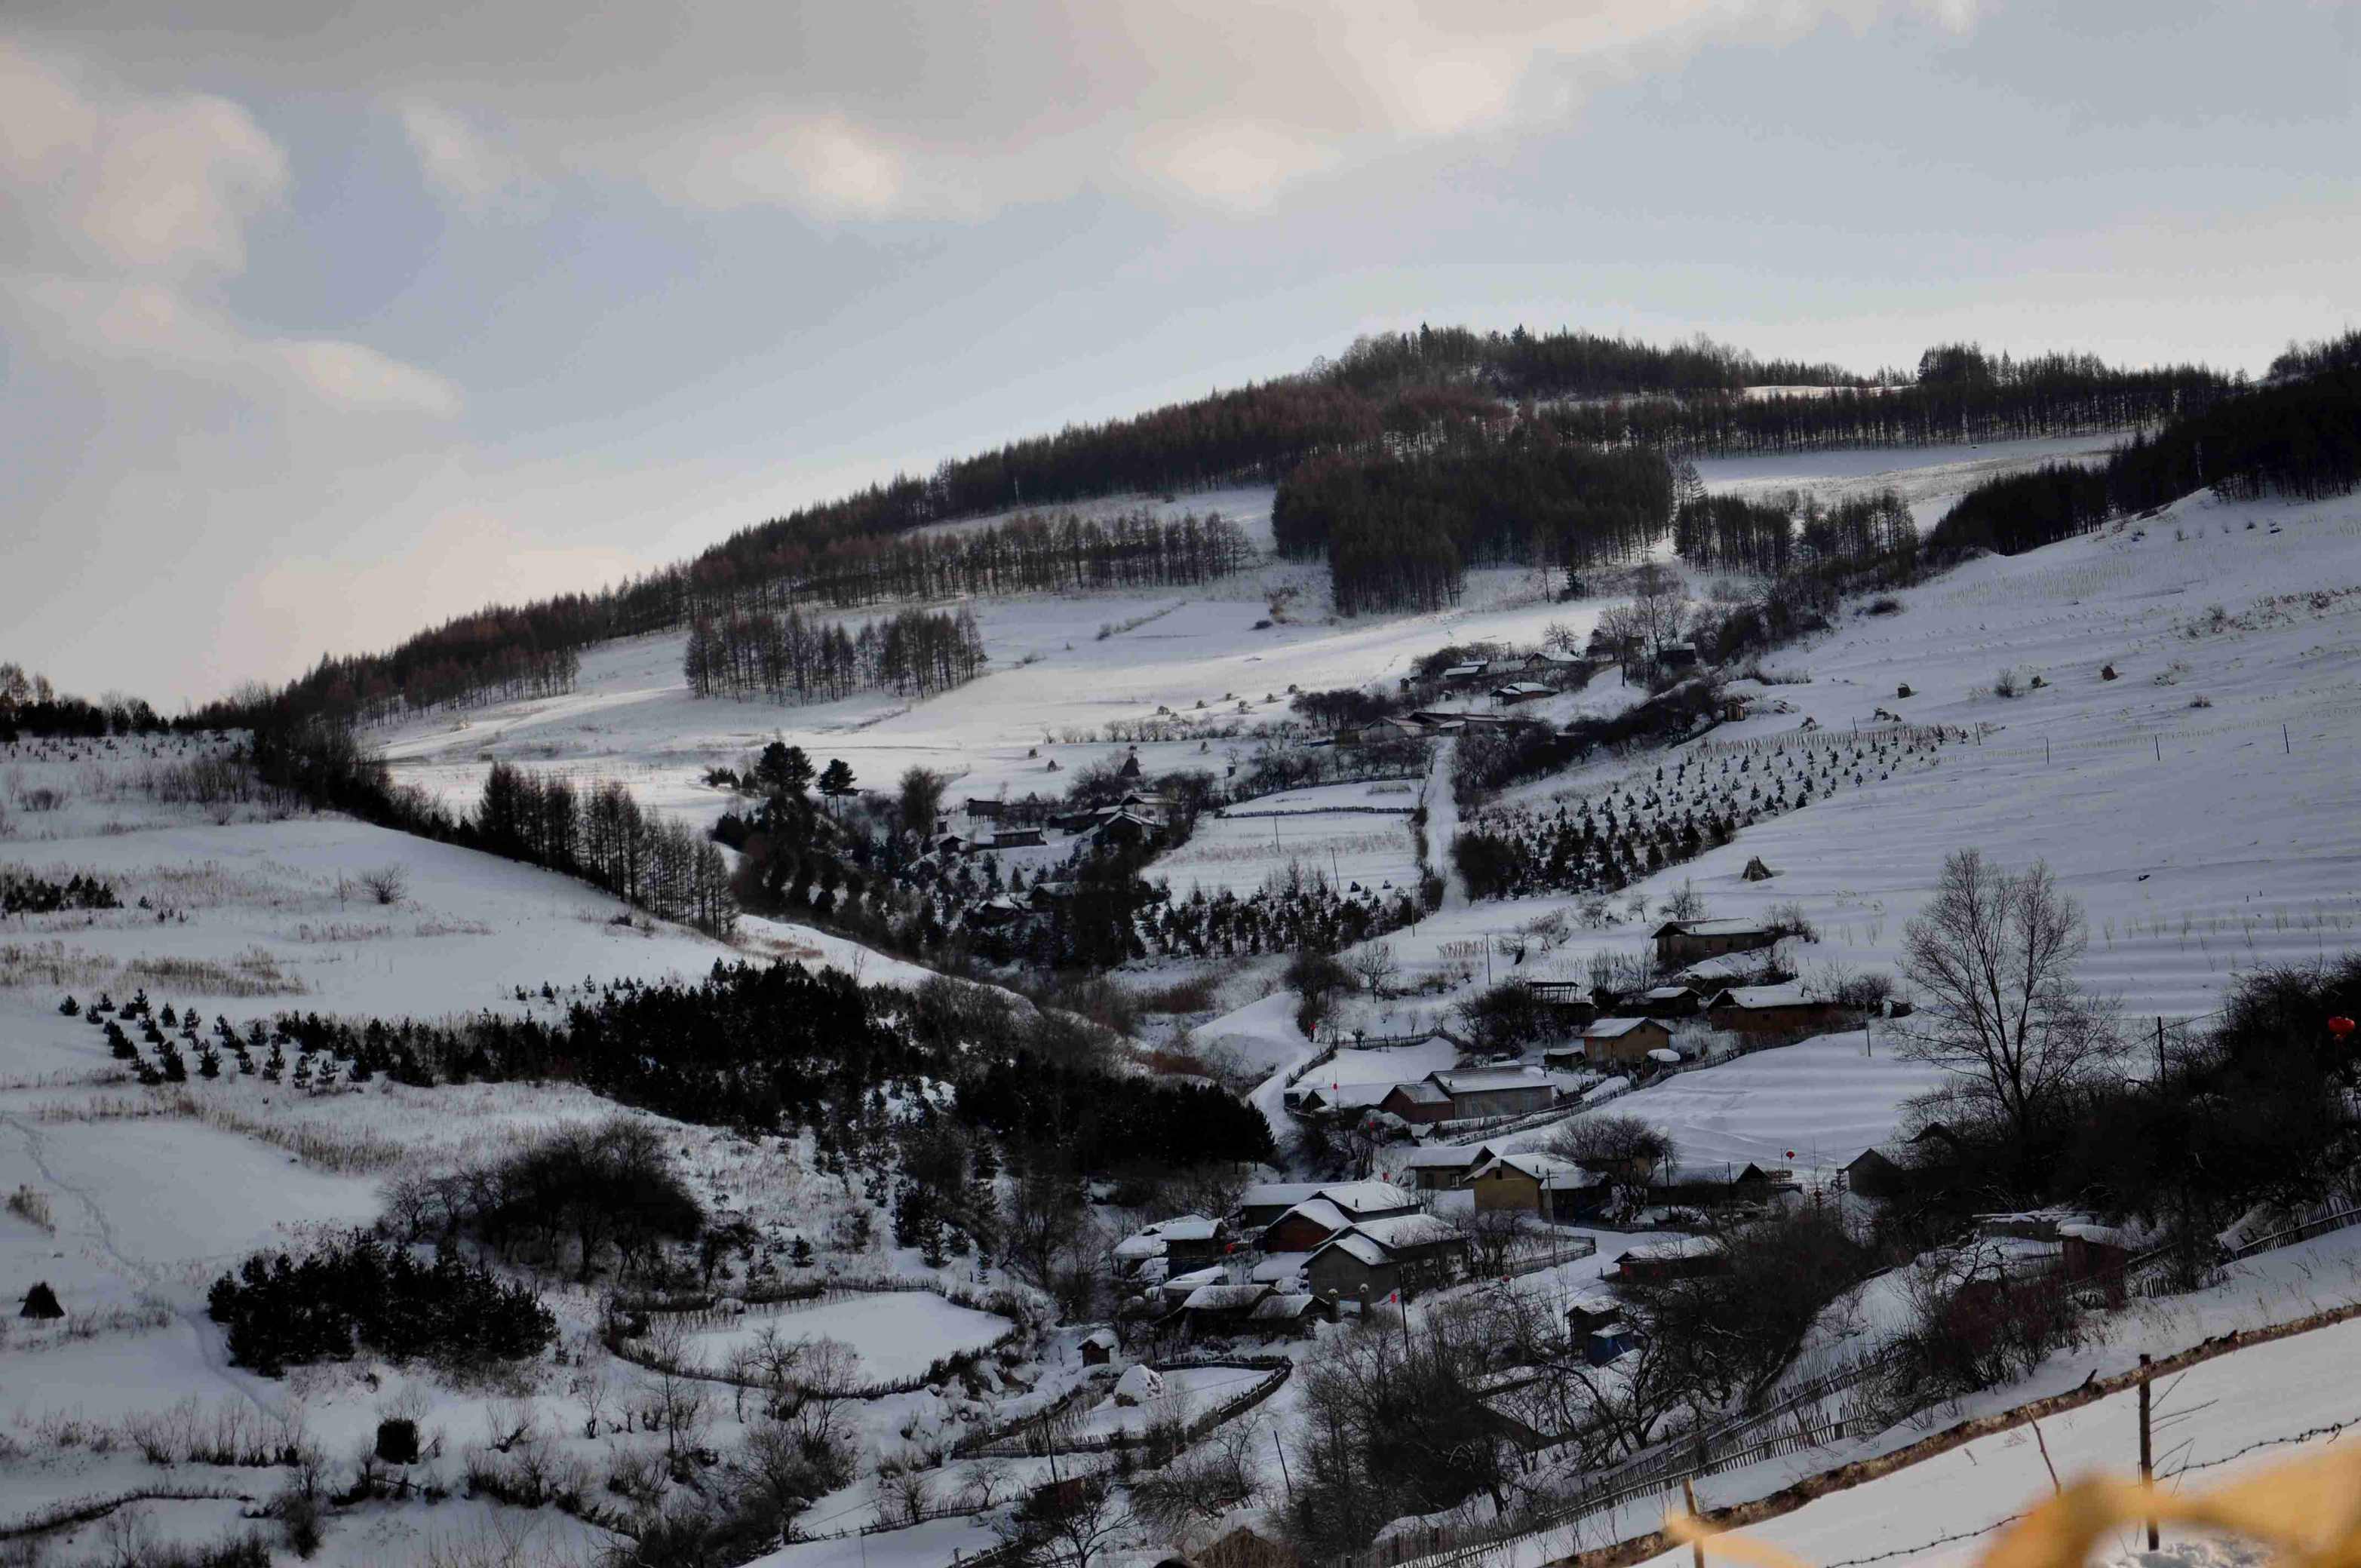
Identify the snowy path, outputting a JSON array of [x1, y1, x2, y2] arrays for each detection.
[[1424, 738, 1466, 910]]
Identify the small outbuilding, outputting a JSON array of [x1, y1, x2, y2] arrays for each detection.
[[1079, 1327, 1119, 1366], [1740, 857, 1777, 882], [1579, 1017, 1674, 1066], [20, 1281, 63, 1320]]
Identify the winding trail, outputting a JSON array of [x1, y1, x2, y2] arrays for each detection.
[[1, 1104, 284, 1421]]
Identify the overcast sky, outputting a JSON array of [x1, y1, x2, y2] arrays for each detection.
[[5, 2, 2356, 704]]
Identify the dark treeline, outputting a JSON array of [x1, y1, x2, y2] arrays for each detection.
[[475, 762, 736, 936], [0, 662, 192, 740], [1933, 338, 2361, 555], [789, 507, 1257, 608], [1675, 488, 1920, 576], [1538, 346, 2227, 457], [1276, 430, 1675, 614], [1321, 323, 1871, 397], [239, 960, 1276, 1171], [685, 606, 985, 704]]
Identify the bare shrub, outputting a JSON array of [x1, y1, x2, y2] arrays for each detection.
[[1991, 667, 2020, 698], [7, 1185, 54, 1232], [361, 865, 410, 906]]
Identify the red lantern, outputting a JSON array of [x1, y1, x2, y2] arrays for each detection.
[[2329, 1015, 2356, 1042]]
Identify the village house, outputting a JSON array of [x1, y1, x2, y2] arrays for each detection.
[[1491, 680, 1554, 707], [1441, 661, 1492, 685], [1636, 985, 1702, 1019], [1079, 1327, 1119, 1366], [1285, 1080, 1398, 1120], [1426, 1067, 1557, 1122], [987, 827, 1045, 850], [1586, 1322, 1641, 1366], [1522, 979, 1597, 1028], [1653, 918, 1779, 968], [1349, 1214, 1470, 1284], [1092, 809, 1163, 851], [1564, 1293, 1620, 1336], [1704, 982, 1848, 1037], [1613, 1235, 1727, 1283], [1675, 951, 1785, 996], [1377, 1080, 1454, 1126], [1305, 1231, 1398, 1303], [1236, 1182, 1330, 1229], [1465, 1152, 1610, 1223], [1257, 1180, 1424, 1252], [1304, 1214, 1470, 1302], [1393, 1142, 1498, 1191], [1577, 1016, 1675, 1066]]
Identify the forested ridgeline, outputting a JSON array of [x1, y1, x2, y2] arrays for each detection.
[[1275, 433, 1676, 613], [685, 606, 986, 704], [1534, 347, 2227, 456], [254, 333, 2231, 726], [1932, 334, 2361, 555]]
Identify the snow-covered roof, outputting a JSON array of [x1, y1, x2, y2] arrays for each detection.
[[1159, 1266, 1225, 1294], [1494, 681, 1553, 697], [1619, 1235, 1724, 1263], [1082, 1328, 1119, 1351], [1250, 1292, 1319, 1321], [1308, 1232, 1390, 1268], [1428, 1067, 1552, 1094], [1469, 1152, 1597, 1189], [1311, 1180, 1420, 1215], [1382, 1081, 1450, 1105], [1583, 1016, 1660, 1039], [1398, 1143, 1491, 1169], [1647, 1048, 1681, 1064], [1239, 1181, 1328, 1210], [1113, 1232, 1168, 1260], [1709, 982, 1816, 1009], [1250, 1254, 1309, 1284], [1567, 1293, 1618, 1317], [1274, 1198, 1352, 1235], [1350, 1214, 1464, 1250], [1182, 1283, 1270, 1312], [1153, 1215, 1222, 1242], [1656, 918, 1773, 938], [1643, 987, 1694, 1002], [1678, 954, 1773, 983], [1442, 662, 1488, 677]]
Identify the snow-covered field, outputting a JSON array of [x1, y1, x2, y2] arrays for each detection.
[[1155, 802, 1423, 902], [1489, 1033, 1951, 1177]]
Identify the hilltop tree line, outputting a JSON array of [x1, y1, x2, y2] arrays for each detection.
[[1933, 335, 2361, 555], [1275, 431, 1675, 614], [1320, 324, 1870, 397], [1536, 347, 2227, 457], [685, 606, 985, 704], [232, 331, 2236, 726]]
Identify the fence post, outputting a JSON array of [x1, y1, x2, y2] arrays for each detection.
[[2138, 1353, 2157, 1551]]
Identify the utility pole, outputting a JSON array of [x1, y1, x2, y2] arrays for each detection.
[[1684, 1477, 1706, 1568], [1273, 1430, 1294, 1502], [2156, 1017, 2166, 1087]]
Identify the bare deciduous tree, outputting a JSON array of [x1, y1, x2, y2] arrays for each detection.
[[1896, 848, 2118, 1155], [1348, 941, 1399, 996]]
